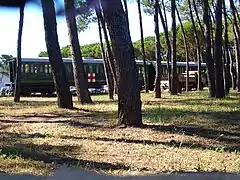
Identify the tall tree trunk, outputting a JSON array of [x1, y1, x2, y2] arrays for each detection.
[[229, 48, 236, 89], [123, 0, 129, 27], [203, 0, 215, 97], [137, 0, 148, 93], [159, 0, 171, 91], [14, 2, 25, 102], [176, 6, 189, 92], [64, 0, 92, 104], [101, 0, 142, 127], [223, 0, 231, 95], [41, 0, 73, 109], [171, 0, 178, 95], [98, 6, 118, 94], [192, 0, 204, 37], [214, 0, 225, 98], [187, 0, 202, 91], [154, 0, 161, 98], [230, 0, 240, 92], [95, 4, 114, 99]]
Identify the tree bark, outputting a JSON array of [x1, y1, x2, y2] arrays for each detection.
[[192, 0, 204, 38], [123, 0, 129, 27], [203, 0, 215, 97], [159, 0, 171, 91], [41, 0, 73, 109], [137, 0, 148, 93], [230, 0, 240, 92], [176, 6, 189, 92], [95, 4, 114, 99], [98, 6, 118, 94], [64, 0, 92, 104], [214, 0, 225, 98], [223, 0, 231, 95], [14, 2, 25, 102], [101, 0, 142, 127], [171, 0, 178, 95], [154, 0, 162, 98], [187, 0, 202, 91]]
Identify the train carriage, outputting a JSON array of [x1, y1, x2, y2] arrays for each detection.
[[9, 57, 207, 96]]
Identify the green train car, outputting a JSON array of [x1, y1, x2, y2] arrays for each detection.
[[9, 57, 207, 95], [9, 57, 153, 95]]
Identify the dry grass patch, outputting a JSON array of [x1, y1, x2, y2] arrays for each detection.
[[0, 90, 239, 176]]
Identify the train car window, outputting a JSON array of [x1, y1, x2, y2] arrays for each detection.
[[31, 65, 34, 73], [99, 64, 104, 74], [89, 65, 93, 73], [48, 65, 52, 73], [45, 64, 48, 73], [34, 65, 38, 73], [25, 64, 30, 73], [84, 64, 87, 73], [96, 64, 99, 74], [21, 64, 24, 73], [39, 65, 44, 73]]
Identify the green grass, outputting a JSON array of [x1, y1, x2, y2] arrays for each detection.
[[0, 90, 239, 176]]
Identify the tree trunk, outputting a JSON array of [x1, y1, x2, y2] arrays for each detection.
[[101, 0, 142, 127], [228, 49, 236, 90], [137, 0, 148, 93], [187, 0, 202, 91], [223, 0, 231, 95], [41, 0, 73, 109], [192, 0, 204, 38], [203, 0, 215, 97], [64, 0, 92, 104], [154, 0, 161, 98], [14, 2, 25, 102], [176, 6, 189, 92], [214, 0, 225, 98], [98, 6, 118, 94], [95, 4, 114, 99], [159, 0, 171, 91], [123, 0, 129, 27], [170, 0, 178, 95], [230, 0, 240, 92]]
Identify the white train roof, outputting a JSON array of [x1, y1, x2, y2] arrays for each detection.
[[17, 57, 206, 67]]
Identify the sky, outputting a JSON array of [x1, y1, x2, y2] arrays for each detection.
[[0, 1, 169, 58]]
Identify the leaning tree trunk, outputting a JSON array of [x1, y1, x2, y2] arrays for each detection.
[[64, 0, 92, 104], [192, 0, 204, 38], [154, 0, 162, 98], [101, 0, 142, 127], [137, 0, 148, 93], [230, 0, 240, 92], [95, 3, 114, 99], [203, 0, 215, 97], [187, 0, 202, 91], [214, 0, 225, 98], [170, 0, 178, 95], [14, 2, 25, 103], [123, 0, 129, 27], [223, 0, 231, 95], [41, 0, 73, 109], [98, 6, 118, 94], [159, 0, 171, 91], [176, 6, 189, 92]]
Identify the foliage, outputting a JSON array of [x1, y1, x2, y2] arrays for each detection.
[[75, 0, 97, 32], [0, 54, 14, 75]]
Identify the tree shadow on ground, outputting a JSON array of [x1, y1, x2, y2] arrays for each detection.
[[0, 138, 131, 172], [59, 134, 240, 153]]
